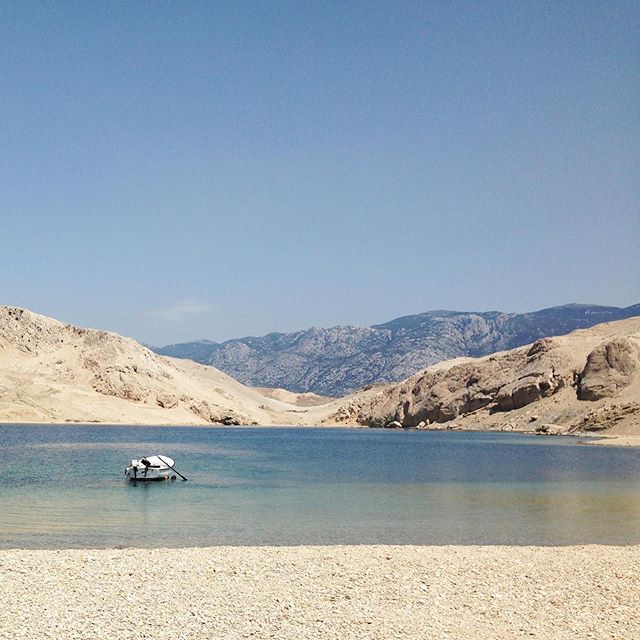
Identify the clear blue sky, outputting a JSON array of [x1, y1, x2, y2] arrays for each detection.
[[2, 1, 638, 345]]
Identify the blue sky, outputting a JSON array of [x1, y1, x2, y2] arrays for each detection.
[[2, 1, 638, 345]]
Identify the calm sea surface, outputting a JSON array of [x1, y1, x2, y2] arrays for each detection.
[[1, 425, 640, 548]]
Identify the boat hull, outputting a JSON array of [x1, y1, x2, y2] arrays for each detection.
[[124, 456, 177, 481], [124, 468, 175, 481]]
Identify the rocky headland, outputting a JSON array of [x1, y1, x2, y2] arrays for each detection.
[[324, 316, 640, 436]]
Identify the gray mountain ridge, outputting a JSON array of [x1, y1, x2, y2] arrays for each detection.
[[154, 303, 640, 396]]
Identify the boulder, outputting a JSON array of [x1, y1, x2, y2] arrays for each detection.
[[535, 423, 563, 435], [92, 367, 149, 402], [156, 393, 178, 409], [496, 376, 542, 411], [578, 338, 640, 401], [495, 372, 561, 411], [183, 398, 218, 422]]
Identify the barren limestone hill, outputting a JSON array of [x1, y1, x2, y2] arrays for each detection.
[[324, 317, 640, 435], [0, 306, 327, 425], [2, 306, 640, 434]]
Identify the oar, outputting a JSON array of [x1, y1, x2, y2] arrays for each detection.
[[156, 455, 188, 481]]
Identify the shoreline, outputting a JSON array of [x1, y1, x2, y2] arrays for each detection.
[[2, 544, 639, 639], [577, 433, 640, 447], [3, 419, 638, 445]]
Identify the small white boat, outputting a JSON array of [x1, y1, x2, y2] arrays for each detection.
[[124, 455, 179, 482]]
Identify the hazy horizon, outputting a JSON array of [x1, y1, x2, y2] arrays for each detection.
[[3, 3, 638, 345]]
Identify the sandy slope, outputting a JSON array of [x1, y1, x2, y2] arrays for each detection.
[[253, 387, 333, 406], [0, 307, 319, 426]]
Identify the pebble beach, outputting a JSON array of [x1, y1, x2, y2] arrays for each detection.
[[1, 545, 639, 639]]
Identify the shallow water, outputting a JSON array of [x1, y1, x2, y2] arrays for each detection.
[[1, 425, 640, 548]]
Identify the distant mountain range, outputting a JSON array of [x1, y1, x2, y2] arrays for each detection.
[[154, 303, 640, 396]]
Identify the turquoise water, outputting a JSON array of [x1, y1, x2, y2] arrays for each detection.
[[1, 425, 640, 548]]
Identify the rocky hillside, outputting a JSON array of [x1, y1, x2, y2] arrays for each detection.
[[325, 316, 640, 435], [1, 306, 639, 435], [0, 306, 324, 426], [156, 304, 640, 396]]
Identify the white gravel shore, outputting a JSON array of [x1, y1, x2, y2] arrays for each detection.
[[1, 545, 638, 639]]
